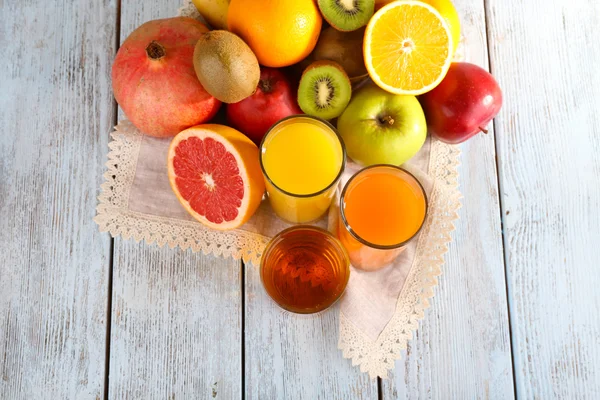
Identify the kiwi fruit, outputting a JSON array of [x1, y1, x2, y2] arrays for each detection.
[[317, 0, 375, 32], [297, 60, 352, 120], [193, 30, 260, 103], [312, 26, 368, 82]]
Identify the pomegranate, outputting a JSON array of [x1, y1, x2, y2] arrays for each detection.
[[112, 17, 221, 137]]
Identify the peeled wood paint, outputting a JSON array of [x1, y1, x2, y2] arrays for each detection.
[[383, 0, 515, 396], [2, 0, 598, 398], [486, 0, 600, 397], [106, 1, 243, 399], [0, 0, 116, 398]]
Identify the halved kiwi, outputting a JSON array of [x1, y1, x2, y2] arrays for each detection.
[[298, 60, 352, 120], [317, 0, 375, 32]]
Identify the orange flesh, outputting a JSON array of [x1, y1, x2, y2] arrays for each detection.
[[367, 3, 451, 92], [343, 171, 426, 246]]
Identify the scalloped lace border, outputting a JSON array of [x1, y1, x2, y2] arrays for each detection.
[[94, 121, 461, 378], [339, 141, 462, 378], [96, 0, 463, 379], [94, 120, 270, 266]]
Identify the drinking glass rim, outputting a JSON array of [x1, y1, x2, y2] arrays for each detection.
[[259, 225, 350, 315], [259, 114, 347, 199], [339, 164, 429, 250]]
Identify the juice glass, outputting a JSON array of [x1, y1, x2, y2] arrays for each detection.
[[260, 226, 350, 314], [260, 115, 346, 223], [337, 165, 428, 271]]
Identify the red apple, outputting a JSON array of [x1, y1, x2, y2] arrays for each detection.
[[419, 62, 503, 144], [226, 68, 302, 145]]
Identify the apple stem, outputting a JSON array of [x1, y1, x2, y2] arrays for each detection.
[[258, 79, 272, 93], [479, 126, 489, 134], [380, 115, 395, 126]]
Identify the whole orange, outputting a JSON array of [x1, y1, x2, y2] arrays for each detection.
[[228, 0, 322, 68]]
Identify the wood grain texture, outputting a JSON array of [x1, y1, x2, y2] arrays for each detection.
[[486, 0, 600, 397], [382, 0, 514, 397], [108, 243, 242, 399], [244, 262, 378, 400], [107, 0, 242, 399], [0, 0, 116, 398]]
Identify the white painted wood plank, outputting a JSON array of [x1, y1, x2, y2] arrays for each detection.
[[382, 0, 514, 397], [109, 243, 242, 399], [486, 0, 600, 398], [107, 1, 242, 398], [0, 0, 116, 398], [244, 262, 379, 399]]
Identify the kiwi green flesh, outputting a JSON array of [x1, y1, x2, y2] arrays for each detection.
[[318, 0, 375, 32], [298, 65, 352, 120]]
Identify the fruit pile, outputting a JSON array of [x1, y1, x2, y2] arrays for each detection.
[[111, 0, 503, 233]]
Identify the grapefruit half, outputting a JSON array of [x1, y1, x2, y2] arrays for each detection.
[[167, 124, 265, 230]]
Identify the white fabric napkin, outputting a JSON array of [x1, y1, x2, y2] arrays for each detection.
[[95, 120, 461, 378]]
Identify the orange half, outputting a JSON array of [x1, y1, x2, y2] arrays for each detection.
[[364, 1, 454, 95]]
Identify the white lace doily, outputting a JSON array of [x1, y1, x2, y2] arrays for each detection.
[[339, 142, 461, 378], [95, 1, 463, 379]]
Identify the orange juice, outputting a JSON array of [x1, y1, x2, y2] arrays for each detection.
[[261, 116, 345, 223], [338, 165, 427, 270]]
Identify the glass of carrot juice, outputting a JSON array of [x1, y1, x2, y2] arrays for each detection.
[[260, 115, 346, 224], [337, 165, 428, 271]]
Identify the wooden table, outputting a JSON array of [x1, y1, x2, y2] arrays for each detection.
[[1, 0, 599, 398]]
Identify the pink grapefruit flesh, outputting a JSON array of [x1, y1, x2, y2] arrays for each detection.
[[168, 125, 265, 230]]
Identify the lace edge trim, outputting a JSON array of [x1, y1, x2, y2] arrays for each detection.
[[337, 141, 462, 379], [93, 120, 269, 266], [101, 0, 463, 380]]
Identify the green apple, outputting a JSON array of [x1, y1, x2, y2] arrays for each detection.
[[337, 84, 427, 166]]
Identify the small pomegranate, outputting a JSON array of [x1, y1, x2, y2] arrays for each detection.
[[112, 17, 221, 137]]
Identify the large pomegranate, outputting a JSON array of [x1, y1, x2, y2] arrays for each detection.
[[112, 17, 221, 137]]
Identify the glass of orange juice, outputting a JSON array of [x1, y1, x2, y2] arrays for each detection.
[[260, 115, 346, 223], [337, 165, 427, 271]]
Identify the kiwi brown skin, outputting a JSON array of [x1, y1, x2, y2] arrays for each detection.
[[302, 60, 350, 81], [193, 30, 260, 104], [317, 0, 375, 32], [313, 26, 368, 80]]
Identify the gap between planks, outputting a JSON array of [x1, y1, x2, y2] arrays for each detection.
[[103, 0, 122, 398], [483, 0, 518, 398], [241, 260, 246, 400]]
